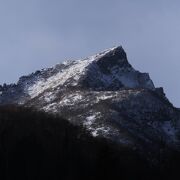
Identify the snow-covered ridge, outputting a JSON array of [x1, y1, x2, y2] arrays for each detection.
[[27, 46, 155, 98], [28, 56, 95, 98], [84, 46, 120, 61], [27, 46, 123, 98]]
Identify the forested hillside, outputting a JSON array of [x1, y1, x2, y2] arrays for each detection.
[[0, 106, 179, 180]]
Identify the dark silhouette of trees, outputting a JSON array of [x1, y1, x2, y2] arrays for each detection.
[[0, 105, 179, 180]]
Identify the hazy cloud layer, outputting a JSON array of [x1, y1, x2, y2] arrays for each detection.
[[0, 0, 180, 106]]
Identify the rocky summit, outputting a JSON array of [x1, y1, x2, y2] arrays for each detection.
[[0, 46, 180, 161]]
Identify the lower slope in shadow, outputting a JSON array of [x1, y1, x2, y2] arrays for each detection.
[[0, 105, 179, 180]]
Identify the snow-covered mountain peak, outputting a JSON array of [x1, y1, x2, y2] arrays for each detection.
[[76, 46, 154, 90], [85, 46, 123, 58], [0, 46, 155, 102], [83, 46, 129, 66]]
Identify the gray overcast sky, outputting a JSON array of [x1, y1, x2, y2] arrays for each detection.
[[0, 0, 180, 107]]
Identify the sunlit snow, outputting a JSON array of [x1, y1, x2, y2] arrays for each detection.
[[27, 47, 120, 99]]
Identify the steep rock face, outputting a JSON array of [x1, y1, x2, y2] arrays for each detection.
[[80, 46, 154, 90], [0, 46, 180, 160]]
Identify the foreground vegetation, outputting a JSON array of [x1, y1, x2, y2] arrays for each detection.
[[0, 106, 179, 180]]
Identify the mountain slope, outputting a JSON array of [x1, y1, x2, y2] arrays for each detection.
[[0, 46, 155, 104], [2, 106, 180, 180], [0, 46, 180, 160]]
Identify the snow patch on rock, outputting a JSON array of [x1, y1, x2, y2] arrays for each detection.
[[44, 92, 56, 103], [84, 115, 97, 126], [91, 127, 111, 137], [96, 93, 117, 102], [59, 93, 83, 106], [83, 112, 111, 137], [43, 102, 58, 112]]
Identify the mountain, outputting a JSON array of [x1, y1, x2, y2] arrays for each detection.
[[0, 46, 180, 161]]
